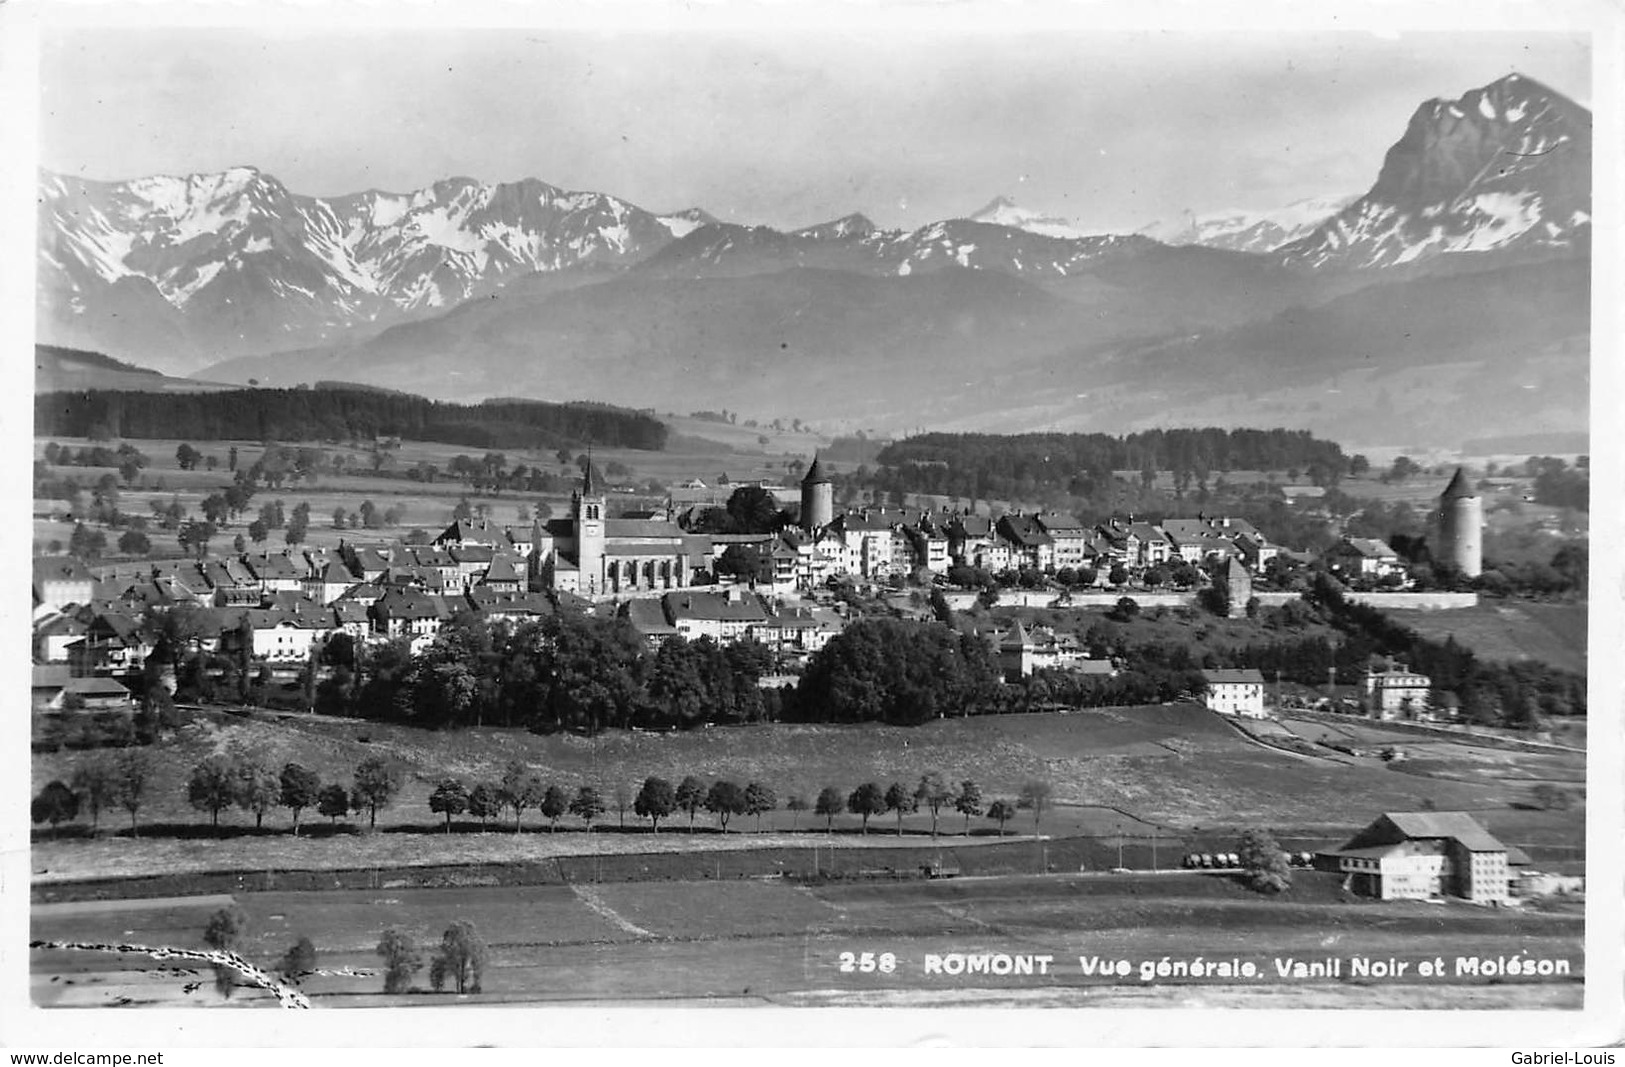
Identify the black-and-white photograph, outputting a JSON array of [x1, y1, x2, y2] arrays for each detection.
[[9, 0, 1618, 1048]]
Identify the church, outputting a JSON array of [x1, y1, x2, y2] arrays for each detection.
[[534, 464, 710, 598]]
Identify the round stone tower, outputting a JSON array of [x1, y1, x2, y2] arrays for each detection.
[[800, 453, 834, 532], [1437, 466, 1482, 578]]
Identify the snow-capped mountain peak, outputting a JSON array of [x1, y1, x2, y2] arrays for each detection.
[[1280, 72, 1590, 270], [965, 196, 1093, 240], [37, 168, 705, 370], [1138, 195, 1357, 254], [792, 212, 880, 241]]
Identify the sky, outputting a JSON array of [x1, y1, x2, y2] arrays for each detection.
[[35, 21, 1594, 235]]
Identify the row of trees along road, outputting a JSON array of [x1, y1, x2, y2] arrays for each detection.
[[33, 750, 1056, 840]]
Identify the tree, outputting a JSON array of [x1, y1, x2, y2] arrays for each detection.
[[175, 443, 202, 471], [178, 519, 217, 560], [815, 786, 844, 833], [1016, 780, 1053, 832], [914, 772, 952, 838], [248, 518, 269, 544], [278, 937, 317, 982], [201, 492, 230, 525], [743, 781, 777, 831], [675, 775, 707, 830], [955, 780, 983, 833], [429, 778, 470, 833], [468, 783, 502, 830], [539, 784, 569, 832], [317, 783, 351, 825], [1237, 828, 1292, 894], [377, 928, 424, 994], [1108, 596, 1140, 622], [117, 530, 151, 556], [188, 756, 239, 832], [847, 782, 886, 835], [785, 793, 810, 831], [430, 920, 488, 994], [884, 782, 917, 836], [203, 904, 249, 998], [32, 780, 80, 838], [498, 760, 545, 832], [279, 763, 322, 836], [68, 522, 107, 561], [204, 904, 248, 952], [987, 799, 1017, 834], [705, 779, 748, 833], [724, 485, 783, 534], [71, 755, 117, 834], [570, 785, 606, 832], [613, 783, 632, 829], [237, 757, 281, 830], [634, 776, 677, 833], [795, 617, 1000, 726], [352, 756, 403, 830]]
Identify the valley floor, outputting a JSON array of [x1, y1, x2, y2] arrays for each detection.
[[30, 872, 1584, 1015]]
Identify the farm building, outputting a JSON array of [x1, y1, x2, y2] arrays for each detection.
[[1200, 668, 1267, 718], [38, 673, 134, 711], [1318, 811, 1519, 904]]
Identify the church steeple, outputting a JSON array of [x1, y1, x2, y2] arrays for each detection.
[[574, 444, 606, 596]]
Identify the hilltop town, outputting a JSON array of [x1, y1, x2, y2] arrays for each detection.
[[35, 451, 1507, 715]]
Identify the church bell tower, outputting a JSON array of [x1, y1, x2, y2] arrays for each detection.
[[574, 452, 606, 595]]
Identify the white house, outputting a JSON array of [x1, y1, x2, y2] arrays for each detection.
[[662, 589, 770, 645], [1200, 668, 1267, 718]]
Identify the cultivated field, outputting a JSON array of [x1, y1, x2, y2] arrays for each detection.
[[1387, 600, 1589, 676], [32, 429, 827, 559], [31, 705, 1585, 883], [30, 871, 1584, 1009]]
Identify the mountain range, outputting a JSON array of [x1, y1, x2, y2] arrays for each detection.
[[36, 73, 1591, 449]]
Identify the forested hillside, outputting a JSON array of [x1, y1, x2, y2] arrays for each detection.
[[35, 388, 668, 451], [873, 428, 1349, 501]]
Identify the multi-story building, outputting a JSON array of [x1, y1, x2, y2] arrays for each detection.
[[662, 588, 771, 645], [1364, 662, 1433, 720], [996, 513, 1054, 572], [1200, 668, 1267, 718], [1035, 513, 1091, 571], [1320, 812, 1515, 904]]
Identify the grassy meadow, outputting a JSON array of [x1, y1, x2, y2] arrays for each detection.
[[31, 702, 1584, 883]]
